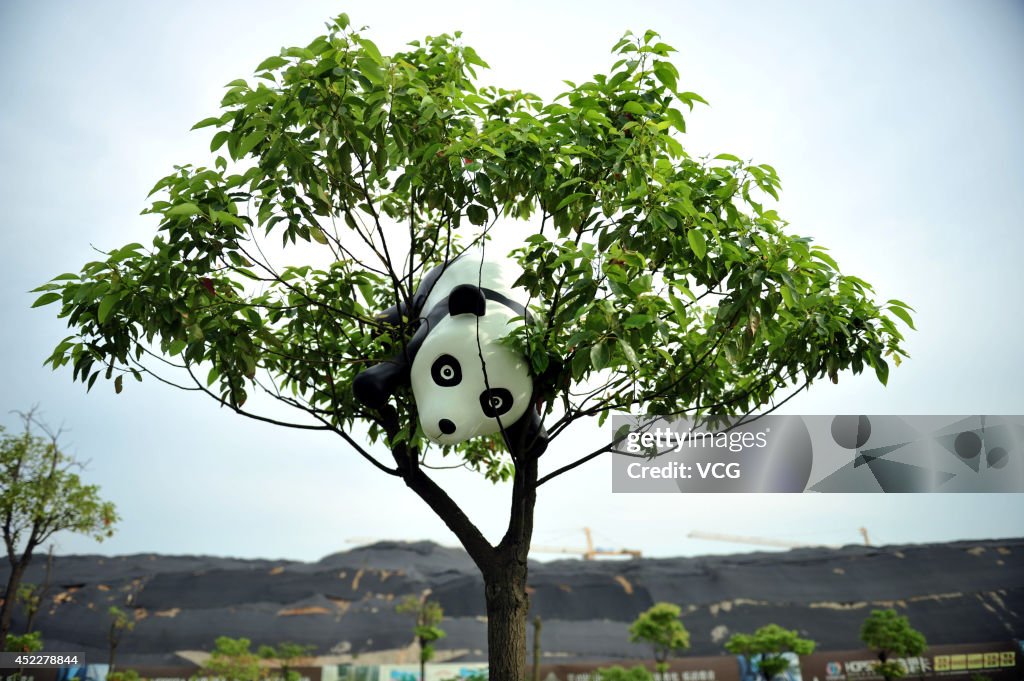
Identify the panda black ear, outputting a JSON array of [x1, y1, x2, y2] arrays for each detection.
[[448, 284, 486, 317]]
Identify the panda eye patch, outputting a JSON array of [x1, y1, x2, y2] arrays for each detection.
[[479, 388, 513, 418], [431, 354, 462, 387]]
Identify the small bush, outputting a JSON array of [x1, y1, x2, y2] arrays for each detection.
[[597, 666, 654, 681]]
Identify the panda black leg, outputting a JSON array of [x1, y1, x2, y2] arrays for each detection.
[[352, 359, 409, 409], [375, 303, 406, 326], [503, 408, 549, 458]]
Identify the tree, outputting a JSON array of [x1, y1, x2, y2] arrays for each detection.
[[107, 605, 136, 673], [396, 595, 446, 679], [859, 609, 927, 681], [725, 624, 815, 681], [3, 630, 42, 654], [257, 642, 315, 681], [199, 636, 265, 681], [0, 410, 118, 641], [628, 603, 690, 673], [34, 13, 911, 681]]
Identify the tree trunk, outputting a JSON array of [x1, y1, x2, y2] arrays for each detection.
[[25, 547, 55, 634], [484, 557, 530, 681], [387, 404, 541, 681], [531, 616, 542, 681], [0, 558, 29, 642], [484, 444, 538, 681], [109, 640, 118, 675]]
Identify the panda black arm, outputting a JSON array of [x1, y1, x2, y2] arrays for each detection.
[[351, 304, 447, 408]]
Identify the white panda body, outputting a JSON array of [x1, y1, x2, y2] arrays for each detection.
[[410, 249, 534, 445], [419, 250, 526, 313]]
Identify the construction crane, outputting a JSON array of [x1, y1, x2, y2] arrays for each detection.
[[859, 526, 873, 546], [532, 527, 642, 560], [687, 528, 873, 550], [687, 530, 838, 550], [348, 527, 642, 560]]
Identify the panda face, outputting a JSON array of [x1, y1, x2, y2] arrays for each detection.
[[410, 304, 533, 445]]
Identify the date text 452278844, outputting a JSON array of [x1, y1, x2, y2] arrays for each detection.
[[0, 653, 84, 668]]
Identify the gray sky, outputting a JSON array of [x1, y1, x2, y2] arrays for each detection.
[[1, 0, 1022, 562]]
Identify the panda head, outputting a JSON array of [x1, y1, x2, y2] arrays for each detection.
[[410, 286, 533, 446]]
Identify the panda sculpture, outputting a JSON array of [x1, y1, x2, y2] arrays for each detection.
[[352, 249, 548, 456]]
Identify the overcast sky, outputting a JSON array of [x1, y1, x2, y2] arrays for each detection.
[[1, 0, 1022, 562]]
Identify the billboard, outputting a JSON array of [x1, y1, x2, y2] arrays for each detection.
[[799, 642, 1022, 680]]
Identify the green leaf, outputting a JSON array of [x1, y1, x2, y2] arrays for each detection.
[[168, 203, 201, 217], [357, 56, 384, 84], [210, 130, 230, 152], [476, 173, 492, 198], [812, 248, 840, 271], [666, 108, 686, 133], [624, 314, 653, 329], [255, 55, 289, 72], [780, 285, 796, 309], [590, 342, 610, 371], [168, 339, 187, 356], [653, 66, 677, 92], [191, 117, 222, 130], [887, 306, 915, 330], [556, 192, 588, 211], [309, 226, 329, 245], [114, 375, 123, 395], [358, 38, 384, 64], [467, 205, 488, 226], [715, 153, 742, 163], [479, 143, 505, 159], [235, 130, 264, 159], [97, 294, 119, 324], [623, 101, 646, 116], [874, 358, 890, 386], [679, 91, 709, 106], [31, 292, 62, 308], [618, 339, 641, 370], [687, 228, 707, 260], [886, 299, 915, 311]]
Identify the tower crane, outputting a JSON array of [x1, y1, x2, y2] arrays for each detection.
[[687, 528, 874, 550], [347, 527, 642, 560], [532, 527, 642, 560]]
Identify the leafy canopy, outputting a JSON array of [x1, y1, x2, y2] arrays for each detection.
[[597, 666, 654, 681], [201, 636, 265, 681], [4, 631, 43, 653], [628, 602, 690, 668], [34, 13, 911, 480], [396, 595, 446, 664], [0, 419, 118, 553], [258, 642, 316, 681], [860, 608, 927, 658], [725, 624, 815, 680], [860, 608, 926, 679]]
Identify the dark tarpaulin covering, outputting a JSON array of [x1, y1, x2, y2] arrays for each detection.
[[1, 539, 1021, 663]]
